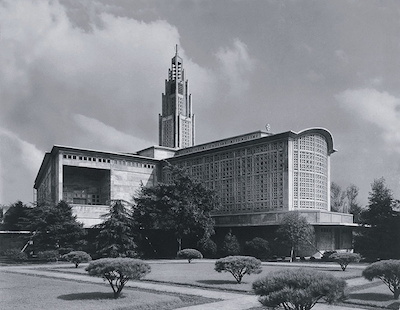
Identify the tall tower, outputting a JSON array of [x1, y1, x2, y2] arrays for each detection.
[[159, 45, 195, 149]]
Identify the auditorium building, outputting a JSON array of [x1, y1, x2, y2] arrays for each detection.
[[34, 48, 355, 253]]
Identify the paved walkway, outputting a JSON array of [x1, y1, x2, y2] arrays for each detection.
[[0, 263, 372, 310]]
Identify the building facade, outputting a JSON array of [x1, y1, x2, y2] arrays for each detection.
[[34, 49, 356, 252]]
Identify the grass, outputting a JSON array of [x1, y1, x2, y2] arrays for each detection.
[[2, 260, 393, 310], [0, 271, 215, 310], [54, 260, 363, 293]]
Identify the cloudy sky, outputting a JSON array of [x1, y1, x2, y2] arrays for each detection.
[[1, 0, 400, 206]]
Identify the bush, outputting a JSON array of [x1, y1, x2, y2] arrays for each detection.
[[215, 256, 262, 284], [362, 260, 400, 299], [321, 250, 336, 261], [62, 251, 92, 268], [37, 250, 59, 262], [198, 238, 217, 258], [177, 249, 203, 263], [244, 237, 269, 259], [86, 258, 151, 298], [3, 249, 28, 262], [330, 252, 361, 271], [253, 269, 347, 310], [221, 230, 240, 256]]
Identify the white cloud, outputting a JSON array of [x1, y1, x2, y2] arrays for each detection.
[[336, 88, 400, 153], [0, 128, 43, 205], [73, 114, 151, 152], [215, 39, 256, 96]]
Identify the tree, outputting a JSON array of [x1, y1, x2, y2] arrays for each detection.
[[330, 252, 361, 271], [355, 178, 400, 260], [94, 200, 138, 258], [331, 182, 347, 212], [177, 248, 203, 263], [2, 201, 31, 230], [86, 258, 151, 298], [221, 230, 241, 256], [197, 237, 217, 258], [244, 237, 270, 259], [215, 256, 262, 284], [276, 212, 314, 262], [63, 251, 92, 268], [346, 184, 362, 223], [26, 201, 86, 251], [133, 165, 219, 252], [362, 260, 400, 299], [253, 269, 347, 310]]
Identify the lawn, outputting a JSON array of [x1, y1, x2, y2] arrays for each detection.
[[54, 260, 363, 293], [0, 271, 214, 310]]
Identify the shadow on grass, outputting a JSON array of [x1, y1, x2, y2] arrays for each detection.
[[348, 292, 393, 302], [58, 292, 125, 300], [196, 279, 241, 285]]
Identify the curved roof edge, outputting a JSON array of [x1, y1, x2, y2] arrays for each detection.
[[296, 127, 336, 155]]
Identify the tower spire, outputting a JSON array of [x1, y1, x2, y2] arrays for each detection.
[[159, 47, 195, 149]]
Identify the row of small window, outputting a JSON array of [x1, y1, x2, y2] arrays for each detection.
[[63, 154, 110, 163], [62, 154, 154, 169]]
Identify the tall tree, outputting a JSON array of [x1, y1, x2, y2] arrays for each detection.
[[276, 212, 315, 262], [133, 165, 220, 252], [355, 178, 400, 259], [27, 201, 86, 251], [331, 182, 347, 212], [94, 200, 138, 258], [346, 184, 362, 223], [2, 201, 31, 230]]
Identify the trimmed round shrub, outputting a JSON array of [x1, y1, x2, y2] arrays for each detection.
[[253, 269, 347, 310], [3, 249, 28, 262], [330, 252, 361, 271], [321, 250, 337, 261], [362, 259, 400, 299], [244, 237, 270, 259], [62, 251, 92, 268], [37, 250, 59, 262], [215, 256, 262, 284], [86, 258, 151, 298], [177, 249, 203, 263]]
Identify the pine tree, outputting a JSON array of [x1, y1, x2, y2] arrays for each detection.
[[95, 200, 138, 258], [221, 230, 241, 256], [27, 201, 86, 251], [355, 178, 400, 259]]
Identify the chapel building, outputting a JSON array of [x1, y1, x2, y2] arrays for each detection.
[[34, 48, 356, 253]]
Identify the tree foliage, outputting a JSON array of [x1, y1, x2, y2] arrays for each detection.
[[2, 201, 31, 230], [362, 260, 400, 299], [331, 182, 347, 212], [63, 251, 92, 268], [177, 248, 203, 263], [133, 165, 219, 251], [86, 258, 151, 298], [276, 212, 314, 262], [330, 252, 361, 271], [220, 230, 241, 256], [253, 269, 347, 310], [346, 185, 362, 223], [197, 237, 217, 258], [94, 200, 138, 258], [355, 178, 400, 260], [244, 237, 270, 259], [26, 201, 86, 251], [215, 256, 262, 284]]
